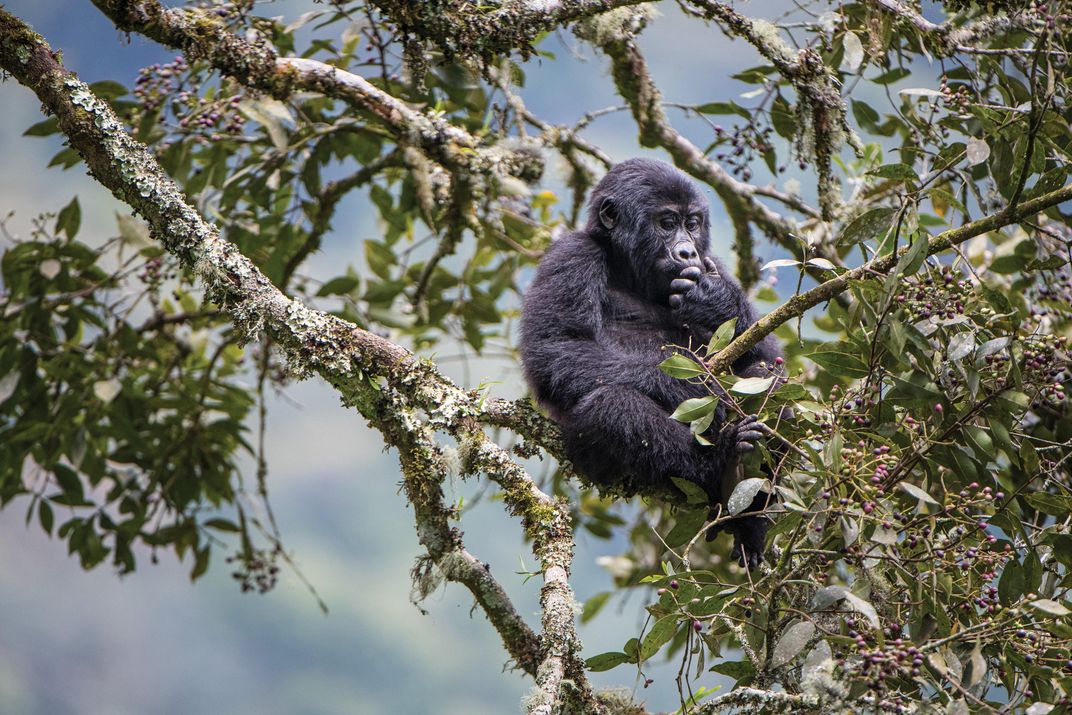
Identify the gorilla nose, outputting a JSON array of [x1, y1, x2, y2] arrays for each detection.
[[675, 244, 698, 262]]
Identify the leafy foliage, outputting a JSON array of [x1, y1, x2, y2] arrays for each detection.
[[3, 0, 1072, 713]]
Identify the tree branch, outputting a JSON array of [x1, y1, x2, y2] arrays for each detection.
[[88, 0, 544, 183], [682, 0, 862, 221], [708, 184, 1072, 374], [371, 0, 649, 62], [0, 11, 605, 706], [867, 0, 1044, 55]]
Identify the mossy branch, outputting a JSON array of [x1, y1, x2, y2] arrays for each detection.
[[370, 0, 649, 63], [0, 9, 603, 708], [88, 0, 544, 183], [868, 0, 1045, 55]]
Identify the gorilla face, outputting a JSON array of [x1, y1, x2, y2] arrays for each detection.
[[648, 203, 707, 292], [586, 158, 711, 301]]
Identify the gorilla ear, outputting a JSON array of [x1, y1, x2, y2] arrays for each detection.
[[598, 197, 618, 231]]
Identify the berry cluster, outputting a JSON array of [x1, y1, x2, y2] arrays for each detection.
[[983, 332, 1069, 404], [710, 122, 779, 182], [227, 545, 281, 594], [133, 56, 189, 112], [894, 265, 969, 321], [132, 56, 246, 141], [937, 78, 975, 115]]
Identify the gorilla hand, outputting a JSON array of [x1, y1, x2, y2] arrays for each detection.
[[733, 414, 766, 453], [728, 514, 767, 569], [705, 489, 769, 569], [668, 265, 703, 309]]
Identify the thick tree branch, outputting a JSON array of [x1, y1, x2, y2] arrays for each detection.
[[88, 0, 543, 183], [390, 408, 543, 676], [0, 12, 606, 706], [458, 433, 599, 715], [868, 0, 1044, 55], [371, 0, 649, 62], [708, 184, 1072, 374], [692, 687, 817, 713]]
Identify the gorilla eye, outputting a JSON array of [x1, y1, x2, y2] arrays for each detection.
[[685, 217, 701, 232], [659, 216, 676, 231]]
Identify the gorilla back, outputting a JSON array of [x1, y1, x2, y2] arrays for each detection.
[[519, 158, 782, 567]]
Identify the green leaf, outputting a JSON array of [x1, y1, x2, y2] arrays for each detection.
[[837, 207, 896, 247], [694, 101, 750, 117], [870, 163, 918, 182], [666, 508, 709, 548], [708, 318, 737, 353], [730, 376, 776, 395], [38, 500, 54, 536], [23, 116, 59, 137], [56, 197, 82, 239], [727, 478, 768, 515], [670, 396, 718, 422], [760, 258, 801, 271], [586, 651, 630, 672], [671, 477, 711, 506], [1025, 492, 1068, 516], [947, 332, 976, 362], [709, 659, 755, 682], [581, 592, 611, 624], [640, 615, 679, 661], [807, 350, 870, 378], [659, 354, 705, 379], [873, 67, 911, 84], [900, 482, 939, 507], [88, 80, 128, 99], [203, 518, 240, 533], [998, 559, 1025, 606], [770, 621, 815, 669], [1029, 599, 1071, 617], [895, 230, 930, 276], [317, 275, 360, 296]]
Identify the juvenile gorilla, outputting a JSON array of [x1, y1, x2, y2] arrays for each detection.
[[520, 158, 783, 566]]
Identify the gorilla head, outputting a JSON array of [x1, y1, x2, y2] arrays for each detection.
[[585, 158, 711, 302]]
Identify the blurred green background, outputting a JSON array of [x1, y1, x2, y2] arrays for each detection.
[[0, 1, 797, 712]]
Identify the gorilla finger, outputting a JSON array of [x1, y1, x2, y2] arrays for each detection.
[[670, 278, 697, 292], [679, 266, 703, 281], [669, 294, 683, 309], [737, 428, 765, 442], [730, 543, 741, 560], [703, 257, 718, 274], [736, 441, 756, 452], [747, 551, 761, 568]]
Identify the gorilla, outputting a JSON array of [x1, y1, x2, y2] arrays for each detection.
[[520, 158, 783, 567]]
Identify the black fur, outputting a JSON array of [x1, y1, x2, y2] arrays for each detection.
[[520, 158, 782, 567]]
